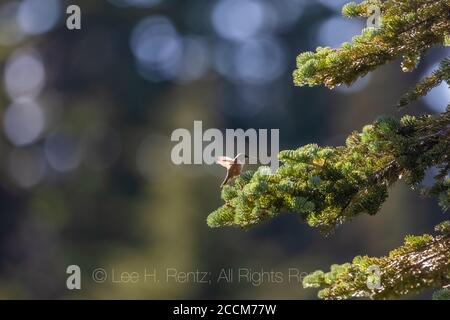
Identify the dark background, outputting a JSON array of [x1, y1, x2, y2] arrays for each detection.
[[0, 0, 448, 299]]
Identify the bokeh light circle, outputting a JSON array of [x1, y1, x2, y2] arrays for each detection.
[[317, 16, 363, 48], [17, 0, 61, 35], [422, 63, 450, 113], [212, 0, 267, 42], [4, 49, 46, 100], [3, 99, 45, 146], [130, 16, 182, 81], [44, 131, 83, 172]]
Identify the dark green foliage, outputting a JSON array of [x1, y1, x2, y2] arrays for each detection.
[[398, 58, 450, 107], [293, 0, 450, 89], [208, 113, 450, 232], [303, 226, 450, 299], [432, 288, 450, 300], [208, 0, 450, 299]]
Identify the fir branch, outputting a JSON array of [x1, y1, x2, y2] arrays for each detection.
[[302, 222, 450, 300], [293, 0, 450, 89], [208, 112, 450, 232], [397, 57, 450, 107], [433, 288, 450, 300], [209, 0, 450, 300]]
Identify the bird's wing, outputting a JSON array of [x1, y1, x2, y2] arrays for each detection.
[[216, 156, 234, 169]]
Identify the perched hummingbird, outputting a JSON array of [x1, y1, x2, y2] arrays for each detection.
[[216, 153, 249, 188]]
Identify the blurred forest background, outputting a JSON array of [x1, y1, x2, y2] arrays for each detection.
[[0, 0, 448, 299]]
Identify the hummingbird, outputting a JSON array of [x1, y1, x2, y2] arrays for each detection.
[[216, 153, 249, 188]]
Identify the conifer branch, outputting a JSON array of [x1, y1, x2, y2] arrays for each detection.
[[293, 0, 450, 89], [208, 111, 450, 232], [208, 0, 450, 299], [398, 58, 450, 107], [302, 221, 450, 299]]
